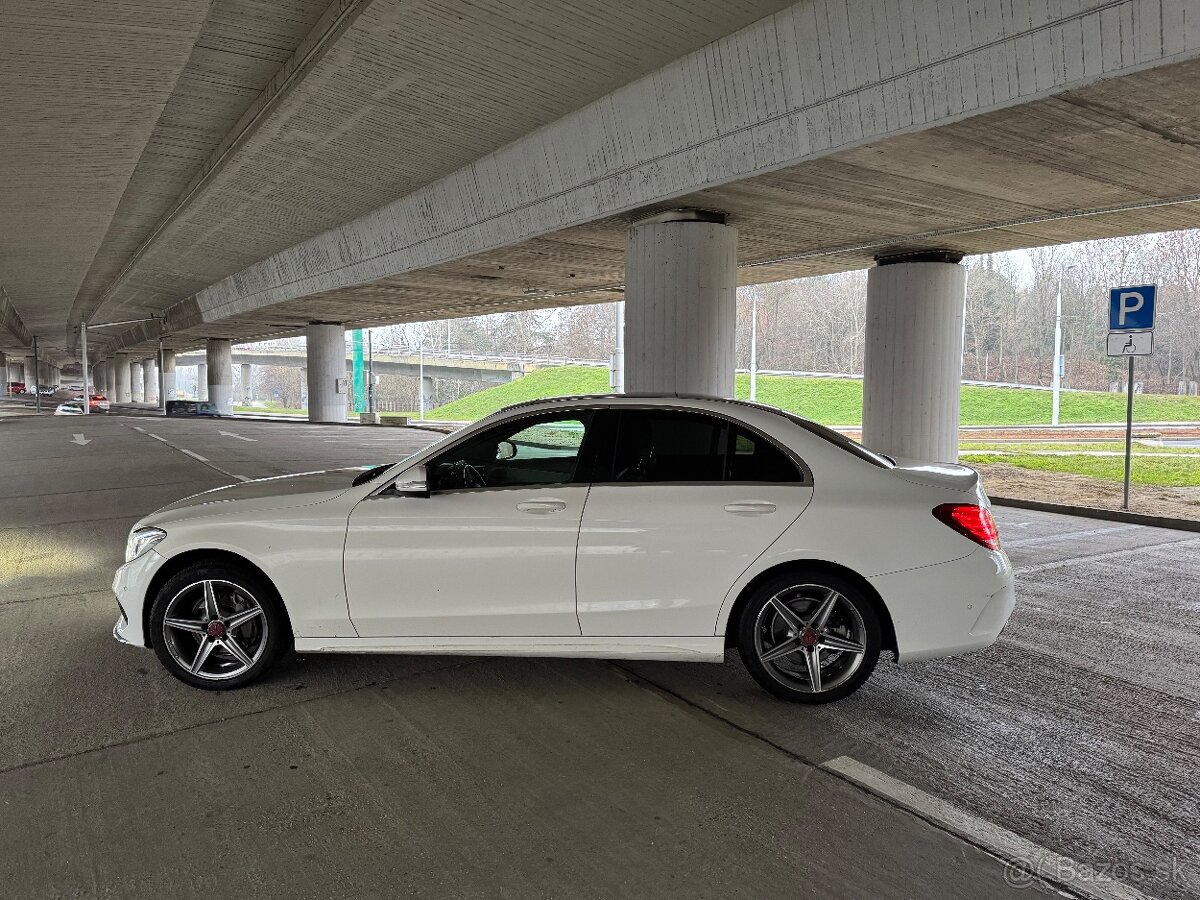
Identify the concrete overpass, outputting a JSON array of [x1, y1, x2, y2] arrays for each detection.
[[173, 348, 542, 387], [4, 0, 1200, 456]]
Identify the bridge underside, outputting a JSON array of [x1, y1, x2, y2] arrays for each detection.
[[114, 57, 1200, 355]]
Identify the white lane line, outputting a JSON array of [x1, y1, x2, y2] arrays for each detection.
[[1002, 524, 1141, 549], [146, 433, 169, 443], [179, 449, 209, 462], [823, 757, 1151, 900], [131, 426, 145, 433]]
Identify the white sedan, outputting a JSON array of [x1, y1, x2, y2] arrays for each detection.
[[54, 401, 85, 416], [113, 395, 1015, 703]]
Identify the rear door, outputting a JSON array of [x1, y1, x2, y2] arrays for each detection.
[[576, 408, 813, 637]]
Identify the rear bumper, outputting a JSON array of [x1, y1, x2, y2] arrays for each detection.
[[869, 547, 1015, 663]]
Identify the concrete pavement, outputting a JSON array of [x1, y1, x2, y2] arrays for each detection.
[[1, 407, 1194, 899]]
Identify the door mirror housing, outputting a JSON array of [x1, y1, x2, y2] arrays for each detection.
[[393, 464, 429, 497]]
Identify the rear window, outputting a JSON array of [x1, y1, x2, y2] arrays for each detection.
[[776, 411, 894, 468]]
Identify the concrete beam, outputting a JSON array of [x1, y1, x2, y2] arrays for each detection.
[[0, 284, 33, 350], [104, 0, 1200, 354]]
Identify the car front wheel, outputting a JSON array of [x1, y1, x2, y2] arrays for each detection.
[[149, 562, 288, 690], [737, 572, 881, 704]]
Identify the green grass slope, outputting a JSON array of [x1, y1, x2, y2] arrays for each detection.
[[429, 365, 1200, 426]]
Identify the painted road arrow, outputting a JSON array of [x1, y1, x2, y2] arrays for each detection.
[[219, 430, 257, 442], [71, 433, 91, 446]]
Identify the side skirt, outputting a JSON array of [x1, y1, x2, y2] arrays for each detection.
[[293, 635, 726, 662]]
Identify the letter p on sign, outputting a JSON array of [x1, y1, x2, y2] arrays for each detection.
[[1118, 292, 1143, 326], [1109, 285, 1156, 331]]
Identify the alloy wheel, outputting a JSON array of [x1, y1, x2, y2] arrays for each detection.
[[161, 579, 268, 681], [752, 584, 867, 694]]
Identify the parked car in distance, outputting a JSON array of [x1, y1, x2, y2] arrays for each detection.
[[114, 394, 1015, 703], [165, 400, 223, 418], [89, 394, 110, 413], [6, 382, 25, 395], [54, 401, 85, 416]]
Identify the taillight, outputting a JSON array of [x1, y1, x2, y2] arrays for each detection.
[[933, 503, 1001, 551]]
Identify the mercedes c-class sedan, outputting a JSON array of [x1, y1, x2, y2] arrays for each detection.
[[113, 395, 1014, 703]]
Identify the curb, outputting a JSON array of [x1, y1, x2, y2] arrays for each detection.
[[990, 495, 1200, 533]]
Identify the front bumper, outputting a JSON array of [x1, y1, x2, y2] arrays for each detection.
[[870, 547, 1015, 663], [111, 549, 169, 648]]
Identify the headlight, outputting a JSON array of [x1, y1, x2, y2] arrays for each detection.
[[125, 527, 166, 563]]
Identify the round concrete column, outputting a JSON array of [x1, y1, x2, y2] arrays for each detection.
[[10, 357, 24, 383], [161, 350, 176, 403], [105, 361, 116, 398], [142, 358, 157, 404], [240, 364, 252, 403], [624, 211, 737, 398], [195, 364, 208, 400], [862, 253, 966, 464], [305, 323, 346, 423], [206, 339, 233, 415], [23, 355, 36, 388], [115, 356, 133, 403], [92, 361, 104, 394], [130, 360, 144, 402]]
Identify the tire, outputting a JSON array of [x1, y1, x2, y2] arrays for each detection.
[[737, 571, 881, 704], [148, 560, 289, 690]]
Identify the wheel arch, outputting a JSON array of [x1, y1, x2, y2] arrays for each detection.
[[142, 549, 292, 648], [721, 560, 897, 657]]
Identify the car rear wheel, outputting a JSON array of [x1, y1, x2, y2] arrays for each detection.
[[737, 572, 881, 704], [149, 561, 288, 690]]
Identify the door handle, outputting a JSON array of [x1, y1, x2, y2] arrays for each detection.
[[724, 501, 777, 515], [516, 500, 567, 514]]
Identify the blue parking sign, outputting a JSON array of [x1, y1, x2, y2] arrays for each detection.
[[1109, 285, 1156, 331]]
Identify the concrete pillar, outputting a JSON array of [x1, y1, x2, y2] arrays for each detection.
[[206, 339, 233, 415], [103, 361, 115, 398], [421, 375, 435, 411], [862, 252, 967, 464], [161, 350, 176, 403], [8, 357, 23, 384], [240, 364, 252, 403], [305, 323, 347, 423], [130, 360, 144, 402], [142, 358, 157, 405], [115, 355, 132, 403], [93, 361, 104, 395], [624, 211, 737, 398], [24, 355, 36, 388], [196, 364, 208, 400]]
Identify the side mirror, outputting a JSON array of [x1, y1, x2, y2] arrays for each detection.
[[393, 464, 429, 497], [496, 440, 516, 461]]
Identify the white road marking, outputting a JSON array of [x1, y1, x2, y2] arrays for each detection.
[[180, 449, 208, 462], [232, 475, 251, 482], [219, 430, 257, 442], [131, 426, 145, 433], [1002, 524, 1141, 549], [824, 757, 1152, 900], [70, 433, 91, 446], [146, 433, 169, 442]]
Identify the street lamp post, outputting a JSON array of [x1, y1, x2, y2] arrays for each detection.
[[750, 292, 758, 401], [1051, 265, 1077, 427]]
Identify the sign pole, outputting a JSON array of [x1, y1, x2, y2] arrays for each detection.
[[1123, 355, 1134, 511]]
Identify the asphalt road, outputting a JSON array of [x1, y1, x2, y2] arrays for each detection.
[[1, 405, 1196, 899]]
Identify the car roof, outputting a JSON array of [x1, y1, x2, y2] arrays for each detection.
[[500, 392, 804, 423]]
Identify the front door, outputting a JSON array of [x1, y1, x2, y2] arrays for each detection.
[[345, 411, 596, 637]]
